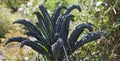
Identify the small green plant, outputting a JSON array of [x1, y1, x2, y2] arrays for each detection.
[[5, 4, 104, 61], [0, 7, 23, 38]]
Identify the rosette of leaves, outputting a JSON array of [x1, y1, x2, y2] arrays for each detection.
[[5, 4, 104, 61]]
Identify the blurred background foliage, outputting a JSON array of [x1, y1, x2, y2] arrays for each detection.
[[0, 0, 120, 61]]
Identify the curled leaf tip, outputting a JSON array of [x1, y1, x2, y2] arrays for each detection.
[[68, 4, 81, 12], [86, 22, 96, 27], [5, 37, 28, 46], [33, 11, 39, 14], [13, 19, 26, 24]]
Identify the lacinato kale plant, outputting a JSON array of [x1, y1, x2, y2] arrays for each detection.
[[5, 4, 104, 61]]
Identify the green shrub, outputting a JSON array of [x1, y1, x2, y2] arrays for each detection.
[[0, 5, 25, 37], [0, 8, 14, 37]]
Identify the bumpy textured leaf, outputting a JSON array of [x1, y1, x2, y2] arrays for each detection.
[[52, 6, 67, 21], [13, 19, 49, 45], [13, 19, 42, 36], [5, 37, 28, 45], [33, 11, 48, 35], [60, 14, 74, 44], [53, 16, 63, 42], [20, 40, 49, 55], [39, 5, 53, 37], [33, 11, 52, 44], [33, 11, 43, 23], [69, 31, 103, 55], [36, 22, 50, 39], [5, 36, 49, 55], [52, 6, 67, 27], [24, 30, 50, 48], [68, 22, 94, 46], [33, 11, 47, 34], [55, 16, 63, 33]]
